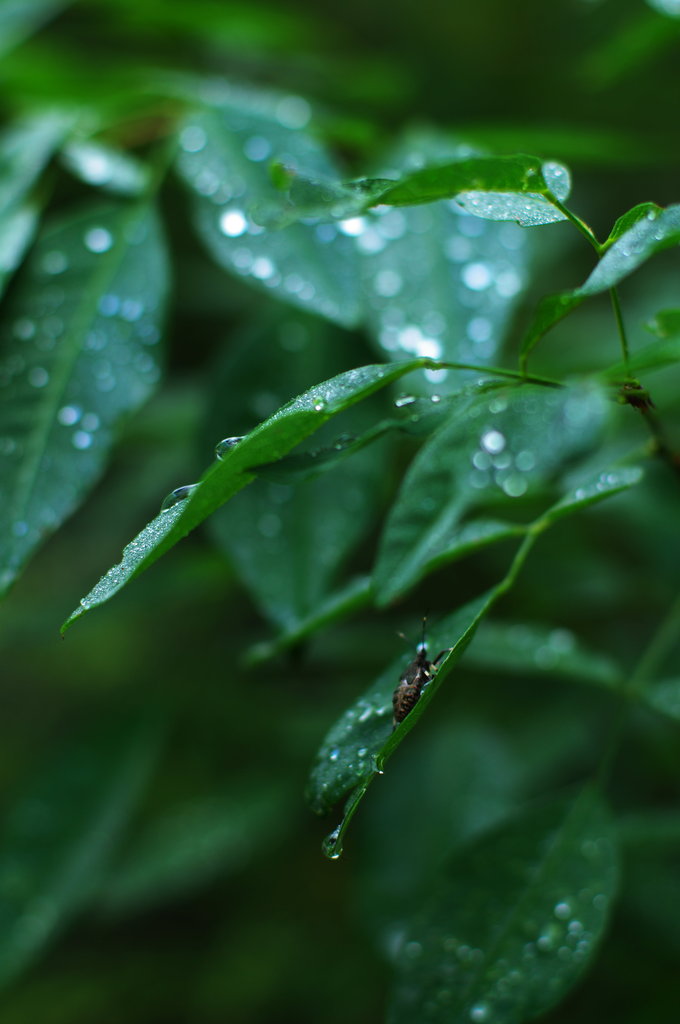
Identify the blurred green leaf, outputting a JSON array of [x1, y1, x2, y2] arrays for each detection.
[[0, 199, 169, 594], [644, 678, 680, 722], [59, 140, 151, 196], [465, 621, 624, 686], [97, 784, 290, 916], [62, 358, 438, 630], [373, 383, 608, 605], [0, 715, 161, 989], [355, 132, 532, 371], [0, 112, 72, 296], [0, 0, 72, 56], [387, 787, 619, 1024], [174, 94, 363, 327]]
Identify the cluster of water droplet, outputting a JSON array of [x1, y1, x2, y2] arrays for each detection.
[[175, 93, 360, 326], [337, 199, 528, 380], [1, 205, 167, 580]]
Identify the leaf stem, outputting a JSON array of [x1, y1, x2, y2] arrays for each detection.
[[550, 197, 601, 252], [609, 288, 630, 373], [437, 361, 563, 389]]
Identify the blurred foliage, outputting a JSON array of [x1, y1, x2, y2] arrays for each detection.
[[1, 1, 680, 1022]]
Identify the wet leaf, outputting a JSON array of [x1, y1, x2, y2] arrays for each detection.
[[374, 384, 608, 605], [0, 112, 71, 296], [306, 592, 495, 817], [0, 716, 161, 989], [62, 358, 436, 631], [372, 155, 571, 227], [602, 202, 664, 249], [354, 133, 532, 372], [0, 199, 169, 594], [60, 139, 151, 196], [521, 204, 680, 368], [387, 787, 619, 1024], [174, 95, 362, 327]]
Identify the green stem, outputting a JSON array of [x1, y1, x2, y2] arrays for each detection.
[[550, 197, 601, 252], [609, 288, 630, 373], [437, 361, 563, 389]]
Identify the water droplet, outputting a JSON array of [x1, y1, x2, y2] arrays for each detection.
[[179, 124, 207, 152], [338, 217, 365, 237], [554, 901, 571, 920], [84, 226, 114, 253], [251, 256, 275, 280], [243, 135, 272, 162], [501, 473, 528, 497], [13, 318, 35, 340], [462, 262, 493, 290], [322, 825, 343, 859], [98, 294, 120, 317], [215, 436, 245, 459], [275, 95, 311, 129], [12, 520, 29, 537], [42, 251, 67, 275], [469, 1003, 490, 1021], [313, 401, 325, 412], [28, 367, 49, 388], [394, 394, 416, 408], [72, 430, 93, 450], [329, 747, 340, 762], [374, 269, 403, 297], [219, 209, 248, 237], [160, 483, 199, 512], [481, 429, 505, 454]]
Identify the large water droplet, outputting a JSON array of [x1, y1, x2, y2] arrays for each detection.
[[215, 436, 245, 459], [322, 825, 343, 859], [160, 483, 199, 512]]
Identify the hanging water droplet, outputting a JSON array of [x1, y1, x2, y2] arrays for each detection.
[[215, 435, 245, 459], [160, 483, 199, 512], [322, 825, 343, 860]]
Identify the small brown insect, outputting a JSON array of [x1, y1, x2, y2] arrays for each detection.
[[392, 621, 450, 728]]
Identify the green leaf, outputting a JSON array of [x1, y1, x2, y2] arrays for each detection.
[[0, 0, 72, 56], [354, 133, 532, 371], [0, 715, 161, 989], [465, 621, 624, 687], [387, 787, 619, 1024], [602, 202, 664, 249], [374, 155, 571, 227], [0, 199, 169, 594], [97, 784, 289, 916], [62, 359, 437, 631], [0, 112, 72, 296], [374, 383, 608, 605], [306, 591, 495, 817], [60, 139, 151, 196], [244, 574, 372, 665], [521, 204, 680, 368], [174, 97, 362, 327], [542, 464, 644, 524], [647, 0, 680, 17], [644, 679, 680, 722]]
